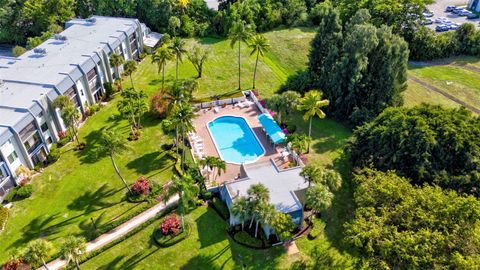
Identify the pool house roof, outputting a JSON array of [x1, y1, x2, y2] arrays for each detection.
[[258, 113, 286, 144], [225, 160, 308, 213]]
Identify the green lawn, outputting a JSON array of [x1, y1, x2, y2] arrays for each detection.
[[0, 98, 175, 261], [402, 79, 460, 109], [408, 64, 480, 111], [81, 206, 288, 269]]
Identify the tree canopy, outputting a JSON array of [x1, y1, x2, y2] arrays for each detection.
[[345, 169, 480, 269], [348, 104, 480, 196]]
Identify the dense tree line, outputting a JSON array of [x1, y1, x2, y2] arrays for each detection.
[[306, 1, 408, 125], [348, 104, 480, 196], [345, 169, 480, 269], [0, 0, 328, 44], [408, 23, 480, 60]]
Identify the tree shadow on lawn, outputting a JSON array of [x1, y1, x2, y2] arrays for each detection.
[[180, 247, 231, 270], [67, 184, 123, 213], [126, 151, 174, 176], [322, 153, 357, 254]]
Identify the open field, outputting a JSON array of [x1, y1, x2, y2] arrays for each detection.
[[402, 79, 460, 108]]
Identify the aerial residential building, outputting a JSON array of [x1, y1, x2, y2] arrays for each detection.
[[0, 16, 159, 199], [468, 0, 480, 12]]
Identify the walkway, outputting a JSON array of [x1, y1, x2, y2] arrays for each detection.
[[40, 195, 179, 270]]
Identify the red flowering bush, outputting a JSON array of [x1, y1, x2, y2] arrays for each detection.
[[161, 214, 181, 236], [58, 130, 67, 139], [132, 176, 150, 196], [150, 92, 168, 119], [2, 259, 20, 270]]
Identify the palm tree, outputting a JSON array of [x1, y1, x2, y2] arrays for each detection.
[[170, 37, 187, 81], [199, 156, 218, 181], [266, 94, 287, 124], [212, 158, 226, 182], [255, 202, 276, 238], [300, 164, 322, 187], [229, 20, 253, 90], [297, 90, 330, 153], [322, 169, 342, 192], [248, 34, 270, 89], [285, 133, 310, 154], [247, 183, 270, 229], [166, 174, 199, 230], [123, 60, 137, 90], [164, 81, 193, 108], [97, 129, 133, 195], [306, 184, 333, 216], [230, 197, 251, 231], [23, 239, 53, 270], [61, 104, 81, 147], [59, 236, 86, 270], [109, 53, 125, 91], [282, 91, 301, 121], [171, 103, 197, 170], [152, 45, 174, 92]]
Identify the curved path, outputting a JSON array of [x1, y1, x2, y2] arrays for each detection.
[[40, 195, 179, 270]]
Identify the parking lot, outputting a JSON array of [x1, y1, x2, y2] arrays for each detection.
[[425, 0, 480, 31]]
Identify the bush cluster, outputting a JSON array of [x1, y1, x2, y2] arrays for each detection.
[[0, 206, 8, 230], [47, 144, 60, 163], [233, 231, 264, 248], [160, 214, 181, 236], [132, 176, 150, 196]]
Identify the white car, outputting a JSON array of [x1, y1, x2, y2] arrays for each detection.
[[435, 17, 447, 23]]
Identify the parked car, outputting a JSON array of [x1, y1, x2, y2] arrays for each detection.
[[421, 19, 434, 25], [446, 5, 456, 12], [449, 23, 460, 30], [467, 13, 480, 19], [436, 24, 449, 32], [435, 17, 448, 23], [453, 8, 465, 14], [423, 11, 434, 17], [459, 10, 473, 16]]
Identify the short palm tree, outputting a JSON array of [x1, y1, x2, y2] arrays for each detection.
[[61, 104, 81, 147], [297, 90, 330, 153], [255, 202, 276, 238], [23, 239, 53, 270], [166, 174, 199, 230], [285, 133, 310, 155], [152, 45, 174, 92], [282, 91, 301, 120], [231, 196, 251, 231], [229, 20, 253, 90], [247, 183, 270, 228], [248, 34, 270, 89], [212, 158, 226, 182], [109, 53, 125, 90], [199, 156, 218, 181], [300, 164, 322, 187], [306, 184, 333, 216], [97, 129, 133, 195], [123, 60, 137, 90], [59, 236, 86, 270], [266, 94, 287, 124], [170, 37, 187, 81], [323, 169, 342, 192]]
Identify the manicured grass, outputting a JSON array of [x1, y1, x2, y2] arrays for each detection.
[[408, 64, 480, 111], [402, 79, 460, 109], [80, 206, 287, 269], [0, 98, 175, 262]]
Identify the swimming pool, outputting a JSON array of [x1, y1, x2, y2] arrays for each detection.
[[207, 116, 265, 164]]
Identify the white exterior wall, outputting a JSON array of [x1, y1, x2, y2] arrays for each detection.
[[36, 114, 54, 148], [0, 138, 27, 176], [75, 79, 89, 106]]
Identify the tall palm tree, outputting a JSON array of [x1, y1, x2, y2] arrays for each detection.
[[300, 164, 322, 187], [247, 183, 270, 229], [231, 196, 251, 231], [248, 34, 270, 89], [123, 60, 137, 90], [152, 45, 174, 92], [23, 239, 53, 270], [212, 158, 226, 182], [97, 129, 133, 195], [109, 53, 125, 91], [170, 37, 187, 81], [166, 174, 199, 230], [164, 81, 193, 109], [297, 90, 330, 153], [171, 103, 197, 170], [255, 202, 276, 238], [306, 184, 333, 216], [59, 236, 86, 270], [229, 20, 253, 90]]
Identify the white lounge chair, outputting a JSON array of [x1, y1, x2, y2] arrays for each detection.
[[213, 107, 219, 113], [237, 101, 246, 108]]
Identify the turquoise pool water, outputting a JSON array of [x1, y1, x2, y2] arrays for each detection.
[[208, 116, 265, 164]]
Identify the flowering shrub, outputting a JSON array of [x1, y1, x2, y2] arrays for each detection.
[[58, 130, 67, 139], [161, 214, 181, 236], [132, 176, 150, 195], [150, 92, 168, 119], [281, 127, 289, 135], [2, 259, 21, 270], [259, 100, 266, 108]]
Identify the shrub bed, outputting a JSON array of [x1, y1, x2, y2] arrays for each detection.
[[232, 231, 264, 249], [5, 185, 33, 202], [153, 215, 190, 247]]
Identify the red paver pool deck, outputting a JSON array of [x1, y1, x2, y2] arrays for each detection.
[[192, 103, 285, 185]]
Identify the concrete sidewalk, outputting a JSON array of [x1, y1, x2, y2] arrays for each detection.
[[41, 195, 179, 270]]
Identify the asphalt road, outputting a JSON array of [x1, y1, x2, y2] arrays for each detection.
[[426, 0, 480, 30]]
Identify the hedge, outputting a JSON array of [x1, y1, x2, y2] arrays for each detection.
[[233, 231, 264, 248]]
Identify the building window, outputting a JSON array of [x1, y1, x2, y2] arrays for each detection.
[[7, 151, 18, 164], [37, 111, 43, 118], [24, 132, 41, 154], [41, 122, 49, 132], [46, 137, 53, 144]]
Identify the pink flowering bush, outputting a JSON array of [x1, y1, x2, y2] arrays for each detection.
[[132, 176, 150, 195], [281, 128, 289, 135], [161, 214, 181, 236]]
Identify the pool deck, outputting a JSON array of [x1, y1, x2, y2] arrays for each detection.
[[191, 103, 287, 185]]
